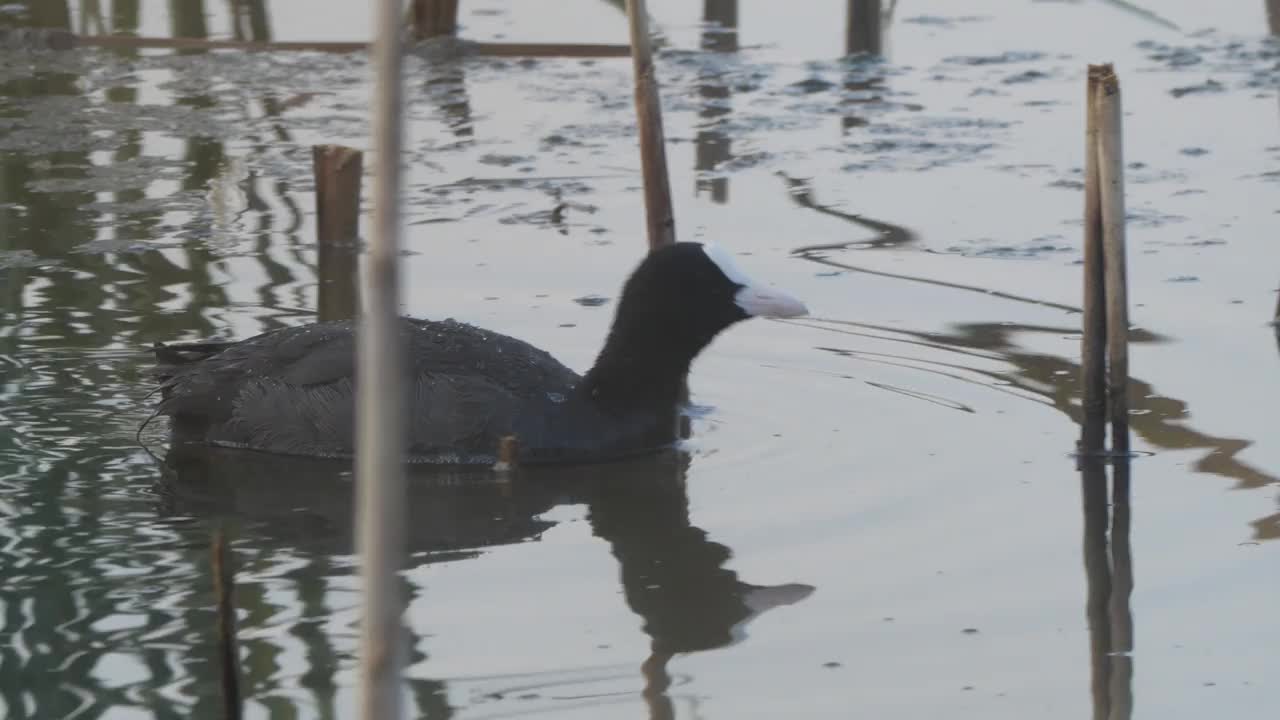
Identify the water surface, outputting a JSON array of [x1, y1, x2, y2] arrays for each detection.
[[1, 1, 1278, 718]]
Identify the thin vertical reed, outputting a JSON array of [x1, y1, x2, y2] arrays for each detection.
[[212, 528, 242, 720], [313, 144, 363, 322], [1266, 0, 1280, 35], [1095, 66, 1130, 456], [627, 0, 677, 250], [357, 0, 409, 717], [1080, 65, 1108, 456]]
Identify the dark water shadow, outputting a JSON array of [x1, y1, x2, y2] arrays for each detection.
[[800, 316, 1276, 491], [156, 444, 815, 718], [783, 311, 1278, 541], [781, 173, 917, 250], [782, 182, 1274, 532]]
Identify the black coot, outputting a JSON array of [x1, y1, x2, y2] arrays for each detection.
[[149, 242, 807, 465]]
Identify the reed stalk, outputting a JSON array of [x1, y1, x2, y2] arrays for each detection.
[[212, 528, 242, 720], [1094, 66, 1131, 456], [1080, 65, 1108, 456], [356, 0, 409, 717], [626, 0, 677, 250], [313, 145, 363, 322]]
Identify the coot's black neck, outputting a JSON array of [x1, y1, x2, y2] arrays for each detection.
[[579, 318, 710, 417]]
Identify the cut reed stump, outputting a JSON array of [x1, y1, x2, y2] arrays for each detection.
[[1079, 63, 1131, 457], [313, 145, 363, 322], [1095, 65, 1131, 456], [627, 0, 677, 250], [357, 0, 410, 717], [845, 0, 883, 56], [211, 528, 242, 720], [1079, 65, 1108, 457], [411, 0, 460, 39]]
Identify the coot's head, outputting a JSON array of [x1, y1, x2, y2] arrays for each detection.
[[585, 242, 807, 411], [611, 241, 807, 351]]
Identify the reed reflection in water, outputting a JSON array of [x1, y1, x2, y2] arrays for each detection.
[[1080, 456, 1134, 720]]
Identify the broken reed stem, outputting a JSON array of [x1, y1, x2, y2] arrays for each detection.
[[356, 0, 409, 717], [1095, 66, 1131, 456], [1080, 65, 1108, 456], [1267, 0, 1280, 36], [845, 0, 883, 56], [313, 145, 363, 322], [626, 0, 677, 250], [411, 0, 459, 39], [212, 528, 242, 720]]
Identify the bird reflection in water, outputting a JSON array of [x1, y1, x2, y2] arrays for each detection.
[[156, 442, 814, 718]]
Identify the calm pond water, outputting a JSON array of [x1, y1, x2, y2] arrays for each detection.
[[1, 1, 1278, 718]]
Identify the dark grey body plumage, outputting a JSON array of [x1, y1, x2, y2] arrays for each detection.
[[154, 318, 675, 464]]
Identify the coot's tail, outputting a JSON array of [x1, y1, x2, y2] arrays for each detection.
[[141, 339, 240, 452], [151, 340, 236, 382]]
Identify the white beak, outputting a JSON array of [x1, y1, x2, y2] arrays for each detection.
[[701, 242, 809, 318], [734, 284, 809, 318]]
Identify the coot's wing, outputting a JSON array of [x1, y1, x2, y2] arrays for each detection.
[[154, 322, 360, 426], [210, 372, 521, 459], [153, 318, 580, 460]]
